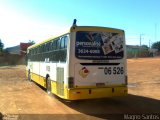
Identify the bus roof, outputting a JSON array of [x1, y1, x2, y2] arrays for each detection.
[[28, 32, 69, 50], [28, 26, 124, 50], [70, 26, 124, 33]]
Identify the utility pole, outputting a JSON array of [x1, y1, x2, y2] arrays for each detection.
[[149, 39, 151, 48], [140, 35, 142, 47], [140, 34, 144, 46], [139, 34, 144, 57]]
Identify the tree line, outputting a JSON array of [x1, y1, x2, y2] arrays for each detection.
[[0, 39, 4, 52], [151, 41, 160, 51], [0, 39, 160, 53]]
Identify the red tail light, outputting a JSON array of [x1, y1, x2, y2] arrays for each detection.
[[68, 77, 74, 88], [125, 75, 128, 85]]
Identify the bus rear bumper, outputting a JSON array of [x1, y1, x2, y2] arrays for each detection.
[[67, 86, 127, 100]]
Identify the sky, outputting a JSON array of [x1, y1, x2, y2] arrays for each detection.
[[0, 0, 160, 48]]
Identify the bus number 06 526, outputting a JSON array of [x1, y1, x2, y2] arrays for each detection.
[[104, 67, 124, 75]]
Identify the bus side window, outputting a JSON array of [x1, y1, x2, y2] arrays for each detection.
[[42, 44, 44, 53], [30, 49, 32, 56], [49, 42, 51, 51], [33, 48, 35, 55], [57, 38, 61, 50], [40, 46, 42, 53], [64, 36, 68, 48], [46, 43, 48, 52], [35, 47, 37, 54], [52, 40, 56, 50], [37, 46, 39, 54], [47, 42, 50, 52], [60, 37, 65, 49], [44, 43, 47, 52]]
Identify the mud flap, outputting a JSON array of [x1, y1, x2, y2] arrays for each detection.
[[46, 77, 51, 95]]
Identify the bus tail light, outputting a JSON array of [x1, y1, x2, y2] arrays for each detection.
[[125, 75, 128, 85], [76, 92, 81, 94], [68, 77, 74, 88]]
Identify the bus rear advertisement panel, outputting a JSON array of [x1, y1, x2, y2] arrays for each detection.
[[75, 31, 124, 60]]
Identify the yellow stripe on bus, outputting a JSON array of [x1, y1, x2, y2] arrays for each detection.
[[26, 71, 127, 100]]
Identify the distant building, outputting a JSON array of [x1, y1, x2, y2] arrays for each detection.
[[5, 43, 32, 56], [126, 45, 139, 58], [126, 45, 149, 58], [20, 43, 32, 56], [5, 45, 20, 55], [149, 48, 158, 57]]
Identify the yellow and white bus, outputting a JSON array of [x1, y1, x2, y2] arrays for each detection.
[[26, 21, 127, 100]]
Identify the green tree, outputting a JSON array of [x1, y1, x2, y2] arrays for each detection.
[[141, 45, 149, 49], [28, 40, 35, 45], [0, 39, 4, 52], [151, 41, 160, 51]]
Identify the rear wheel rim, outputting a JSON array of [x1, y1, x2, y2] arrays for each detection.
[[28, 71, 31, 81], [47, 78, 51, 94]]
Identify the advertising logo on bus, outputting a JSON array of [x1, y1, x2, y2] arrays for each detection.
[[79, 67, 90, 78]]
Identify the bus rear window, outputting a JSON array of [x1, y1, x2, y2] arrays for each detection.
[[75, 31, 124, 60]]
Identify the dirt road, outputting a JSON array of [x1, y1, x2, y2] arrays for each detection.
[[128, 58, 160, 99], [0, 58, 160, 120]]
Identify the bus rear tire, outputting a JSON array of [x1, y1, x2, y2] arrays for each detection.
[[46, 77, 51, 95], [28, 70, 31, 82]]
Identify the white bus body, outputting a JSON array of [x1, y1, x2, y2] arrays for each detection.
[[26, 25, 127, 100]]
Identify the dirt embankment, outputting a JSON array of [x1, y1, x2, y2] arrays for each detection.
[[0, 54, 25, 66]]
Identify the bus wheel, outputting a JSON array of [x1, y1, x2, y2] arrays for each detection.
[[28, 70, 31, 82], [46, 77, 51, 95]]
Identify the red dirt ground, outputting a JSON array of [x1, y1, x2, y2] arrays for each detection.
[[0, 58, 160, 120]]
